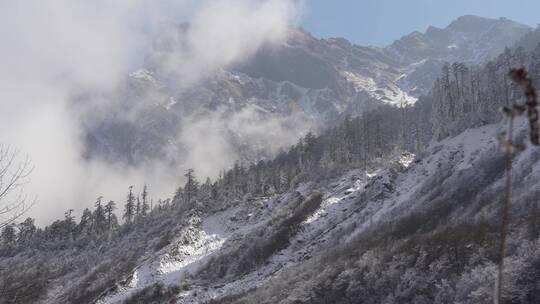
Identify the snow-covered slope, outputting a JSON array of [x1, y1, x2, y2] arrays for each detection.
[[93, 117, 539, 303]]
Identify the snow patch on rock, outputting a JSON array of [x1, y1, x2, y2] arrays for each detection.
[[341, 70, 417, 106], [129, 69, 157, 85]]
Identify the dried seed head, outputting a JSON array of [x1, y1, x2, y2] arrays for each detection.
[[500, 106, 514, 117], [513, 105, 526, 115], [513, 143, 527, 152], [509, 68, 540, 145]]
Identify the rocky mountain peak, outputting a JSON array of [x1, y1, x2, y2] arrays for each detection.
[[447, 15, 500, 32], [387, 15, 531, 65]]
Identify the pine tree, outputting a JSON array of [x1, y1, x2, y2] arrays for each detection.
[[279, 168, 290, 192], [64, 209, 76, 239], [303, 132, 316, 170], [198, 178, 213, 206], [1, 224, 16, 246], [141, 185, 150, 216], [211, 182, 219, 201], [184, 169, 199, 203], [251, 167, 263, 195], [136, 196, 141, 218], [123, 186, 135, 224], [17, 217, 36, 243], [173, 187, 184, 204], [78, 208, 93, 235], [104, 200, 118, 231], [93, 196, 107, 234], [64, 209, 75, 223]]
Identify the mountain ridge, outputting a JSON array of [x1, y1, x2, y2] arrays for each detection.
[[83, 15, 532, 170]]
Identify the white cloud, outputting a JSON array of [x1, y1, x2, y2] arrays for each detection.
[[179, 104, 311, 179], [154, 0, 302, 85], [0, 0, 303, 225]]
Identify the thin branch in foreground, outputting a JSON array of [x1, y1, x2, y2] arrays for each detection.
[[495, 68, 539, 304]]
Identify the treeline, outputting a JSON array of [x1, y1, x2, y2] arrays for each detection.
[[0, 185, 184, 252], [431, 44, 540, 139], [0, 98, 432, 249], [166, 105, 432, 215]]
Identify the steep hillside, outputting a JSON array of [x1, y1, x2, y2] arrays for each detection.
[[207, 119, 539, 304], [2, 117, 539, 304], [99, 119, 538, 303]]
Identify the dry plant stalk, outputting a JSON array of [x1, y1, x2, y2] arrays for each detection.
[[508, 68, 540, 145], [495, 68, 539, 304]]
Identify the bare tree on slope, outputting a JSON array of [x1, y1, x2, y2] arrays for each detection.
[[0, 145, 33, 229]]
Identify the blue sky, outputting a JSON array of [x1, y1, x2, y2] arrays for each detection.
[[301, 0, 540, 46]]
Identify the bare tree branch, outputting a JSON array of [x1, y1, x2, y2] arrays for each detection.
[[0, 144, 34, 229]]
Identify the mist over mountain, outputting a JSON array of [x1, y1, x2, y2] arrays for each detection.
[[2, 4, 540, 304], [83, 15, 531, 180]]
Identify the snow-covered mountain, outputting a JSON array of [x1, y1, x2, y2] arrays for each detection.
[[387, 15, 530, 64], [3, 14, 540, 304], [83, 15, 531, 166]]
